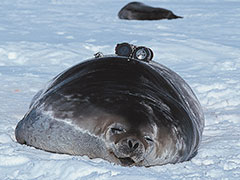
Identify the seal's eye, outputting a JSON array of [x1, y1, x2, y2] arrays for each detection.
[[111, 127, 125, 134], [144, 136, 154, 143]]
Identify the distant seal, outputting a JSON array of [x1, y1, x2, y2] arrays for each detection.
[[15, 56, 204, 167], [118, 2, 182, 20]]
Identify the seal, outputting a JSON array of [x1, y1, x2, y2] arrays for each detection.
[[118, 2, 183, 20], [15, 56, 204, 167]]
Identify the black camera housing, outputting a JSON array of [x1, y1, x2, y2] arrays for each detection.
[[115, 43, 153, 62]]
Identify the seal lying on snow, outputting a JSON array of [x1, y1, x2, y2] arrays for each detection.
[[15, 44, 204, 167], [118, 2, 182, 20]]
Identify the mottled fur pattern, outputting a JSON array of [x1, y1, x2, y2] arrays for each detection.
[[15, 56, 204, 167]]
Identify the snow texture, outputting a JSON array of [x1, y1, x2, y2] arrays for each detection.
[[0, 0, 240, 179]]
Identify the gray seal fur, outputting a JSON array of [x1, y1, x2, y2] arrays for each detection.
[[118, 2, 183, 20], [15, 56, 204, 167]]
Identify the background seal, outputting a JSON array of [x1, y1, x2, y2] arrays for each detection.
[[118, 2, 183, 20], [15, 56, 204, 167]]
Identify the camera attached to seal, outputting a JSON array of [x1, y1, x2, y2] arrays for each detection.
[[115, 43, 153, 62], [94, 43, 154, 63]]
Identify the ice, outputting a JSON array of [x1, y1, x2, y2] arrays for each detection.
[[0, 155, 29, 166], [0, 0, 240, 179]]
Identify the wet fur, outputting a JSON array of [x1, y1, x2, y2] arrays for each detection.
[[15, 56, 204, 167]]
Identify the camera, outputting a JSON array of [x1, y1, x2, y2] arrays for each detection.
[[115, 43, 153, 62]]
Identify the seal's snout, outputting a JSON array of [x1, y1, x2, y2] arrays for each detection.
[[118, 137, 144, 154], [127, 138, 140, 152], [113, 136, 145, 166], [114, 137, 145, 166]]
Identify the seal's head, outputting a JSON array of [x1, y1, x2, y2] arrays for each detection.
[[101, 102, 177, 167]]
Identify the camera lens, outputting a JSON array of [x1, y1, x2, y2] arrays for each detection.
[[133, 47, 153, 62], [115, 43, 132, 57]]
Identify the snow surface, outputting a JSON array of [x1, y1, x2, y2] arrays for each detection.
[[0, 0, 240, 179]]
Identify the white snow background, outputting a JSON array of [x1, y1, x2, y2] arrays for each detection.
[[0, 0, 240, 179]]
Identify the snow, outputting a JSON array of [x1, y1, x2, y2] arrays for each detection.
[[0, 0, 240, 179]]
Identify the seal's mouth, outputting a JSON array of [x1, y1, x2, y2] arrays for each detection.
[[110, 152, 136, 166], [118, 157, 135, 166]]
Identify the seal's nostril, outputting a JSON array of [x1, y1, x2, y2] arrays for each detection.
[[127, 139, 140, 150], [133, 142, 139, 149], [128, 140, 133, 148]]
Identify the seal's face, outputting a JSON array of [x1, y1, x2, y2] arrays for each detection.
[[104, 119, 158, 167]]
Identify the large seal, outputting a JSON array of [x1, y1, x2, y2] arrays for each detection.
[[118, 2, 183, 20], [15, 56, 204, 167]]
